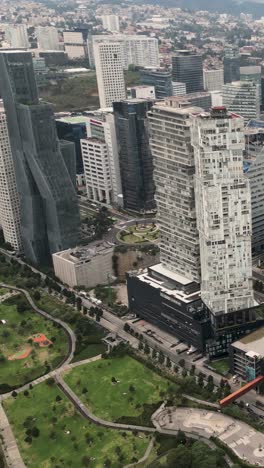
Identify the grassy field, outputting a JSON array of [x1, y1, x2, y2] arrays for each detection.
[[39, 70, 141, 112], [3, 383, 150, 468], [0, 295, 68, 391], [118, 224, 159, 244], [64, 355, 175, 425], [209, 358, 230, 375]]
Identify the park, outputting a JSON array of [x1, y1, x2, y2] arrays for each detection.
[[117, 223, 159, 244]]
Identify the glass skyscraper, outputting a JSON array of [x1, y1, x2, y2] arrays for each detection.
[[172, 51, 204, 94], [0, 51, 80, 265]]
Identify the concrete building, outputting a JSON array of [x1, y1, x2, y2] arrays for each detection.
[[0, 51, 80, 265], [210, 90, 223, 107], [94, 41, 126, 108], [0, 103, 22, 251], [148, 103, 201, 282], [203, 69, 224, 92], [240, 65, 261, 84], [230, 328, 264, 380], [5, 24, 29, 49], [191, 106, 254, 318], [127, 85, 155, 100], [52, 242, 114, 288], [114, 99, 155, 213], [172, 51, 204, 94], [224, 45, 240, 84], [81, 112, 122, 205], [223, 81, 260, 122], [63, 30, 87, 59], [140, 68, 172, 99], [164, 92, 212, 112], [101, 15, 120, 32], [172, 81, 186, 96], [91, 35, 159, 69], [36, 26, 60, 51]]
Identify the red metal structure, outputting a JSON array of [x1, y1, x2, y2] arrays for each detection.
[[220, 375, 264, 408]]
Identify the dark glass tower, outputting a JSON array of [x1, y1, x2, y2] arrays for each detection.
[[113, 100, 156, 213], [172, 51, 203, 93], [0, 51, 80, 265], [140, 68, 173, 99], [223, 45, 240, 84]]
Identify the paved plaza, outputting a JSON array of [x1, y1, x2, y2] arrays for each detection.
[[153, 407, 264, 466]]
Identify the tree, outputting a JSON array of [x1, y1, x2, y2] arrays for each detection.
[[182, 369, 187, 378], [152, 349, 157, 360], [166, 357, 171, 369], [144, 343, 150, 355], [158, 351, 165, 365], [55, 395, 62, 402], [82, 456, 91, 467], [190, 364, 195, 376], [24, 436, 32, 444], [198, 372, 204, 388], [11, 390, 17, 398], [33, 290, 41, 301], [176, 429, 186, 445], [82, 387, 88, 394], [0, 353, 6, 363], [179, 359, 185, 368], [124, 323, 130, 333], [24, 390, 29, 397], [32, 427, 40, 438], [138, 341, 144, 351], [129, 385, 135, 393]]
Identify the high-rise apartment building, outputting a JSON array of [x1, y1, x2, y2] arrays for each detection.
[[0, 51, 80, 265], [101, 15, 120, 32], [224, 45, 240, 84], [223, 81, 260, 122], [140, 68, 173, 99], [114, 100, 155, 213], [81, 112, 122, 205], [203, 69, 224, 92], [91, 35, 159, 69], [37, 26, 60, 51], [63, 30, 87, 59], [172, 51, 204, 93], [94, 41, 126, 108], [148, 103, 201, 282], [0, 103, 22, 251], [5, 24, 29, 49], [191, 107, 254, 317]]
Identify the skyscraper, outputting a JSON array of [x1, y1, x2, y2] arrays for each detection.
[[203, 69, 224, 92], [140, 68, 173, 99], [94, 41, 126, 108], [0, 103, 22, 251], [172, 51, 204, 93], [0, 51, 80, 265], [101, 15, 120, 32], [114, 100, 155, 213], [191, 107, 254, 317], [37, 26, 60, 51], [223, 81, 260, 122], [224, 45, 240, 84]]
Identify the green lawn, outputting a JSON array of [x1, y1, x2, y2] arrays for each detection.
[[118, 224, 160, 244], [64, 355, 175, 425], [209, 358, 230, 375], [3, 383, 150, 468], [0, 295, 68, 391]]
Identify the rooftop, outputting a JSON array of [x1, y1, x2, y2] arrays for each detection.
[[56, 115, 88, 124], [232, 327, 264, 357], [53, 241, 113, 264]]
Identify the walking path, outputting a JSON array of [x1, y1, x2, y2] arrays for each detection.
[[124, 437, 155, 468], [0, 405, 25, 468]]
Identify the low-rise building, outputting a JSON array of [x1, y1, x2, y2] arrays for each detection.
[[52, 242, 114, 288], [230, 327, 264, 380]]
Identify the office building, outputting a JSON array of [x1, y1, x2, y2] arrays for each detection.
[[56, 115, 87, 174], [210, 90, 223, 107], [36, 26, 60, 51], [39, 51, 67, 67], [127, 85, 155, 100], [191, 107, 254, 318], [101, 15, 120, 32], [230, 328, 264, 381], [53, 242, 114, 288], [0, 51, 80, 265], [94, 41, 126, 108], [81, 112, 122, 205], [140, 68, 173, 99], [165, 92, 212, 112], [203, 69, 224, 92], [172, 81, 186, 96], [240, 65, 261, 84], [172, 51, 203, 93], [224, 45, 240, 84], [63, 30, 87, 59], [91, 35, 159, 69], [114, 100, 155, 213], [5, 24, 29, 49], [0, 103, 22, 251], [223, 81, 260, 122]]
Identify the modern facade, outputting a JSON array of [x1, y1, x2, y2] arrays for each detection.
[[224, 45, 240, 84], [5, 24, 29, 49], [56, 115, 87, 174], [140, 68, 172, 99], [81, 112, 122, 205], [191, 107, 254, 318], [101, 15, 120, 32], [52, 242, 114, 288], [148, 103, 201, 282], [91, 35, 159, 69], [240, 65, 261, 84], [203, 69, 224, 92], [36, 26, 60, 51], [114, 99, 155, 212], [230, 327, 264, 380], [0, 51, 80, 265], [223, 81, 260, 122], [172, 51, 204, 94], [0, 103, 22, 251], [94, 41, 126, 108], [172, 81, 186, 96]]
